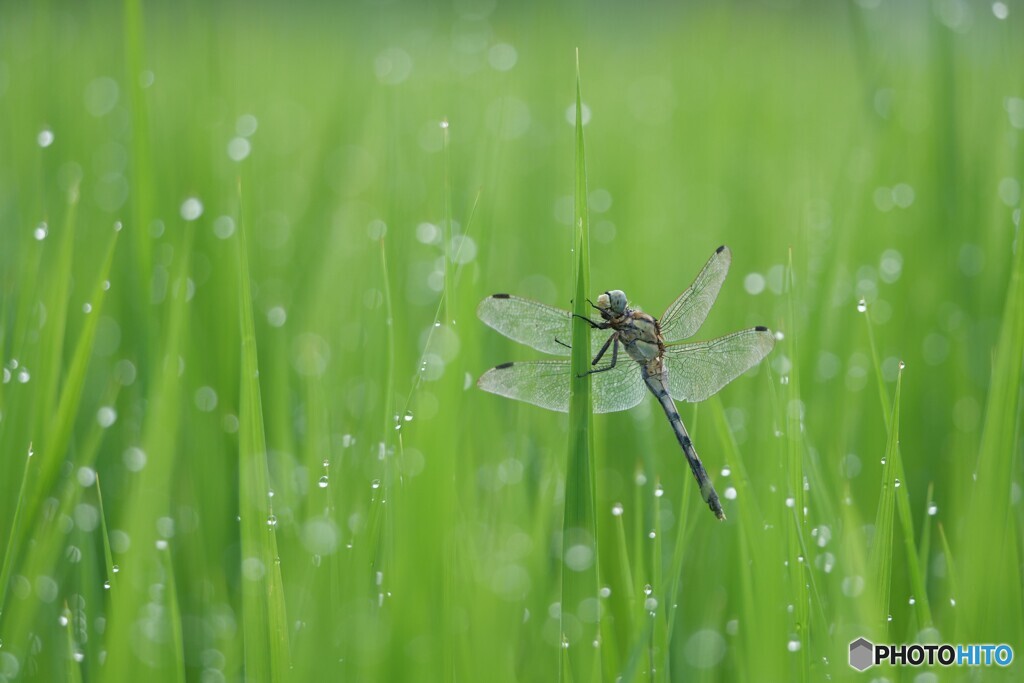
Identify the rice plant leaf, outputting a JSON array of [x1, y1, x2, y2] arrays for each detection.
[[237, 199, 292, 681], [561, 51, 600, 683], [869, 366, 902, 634]]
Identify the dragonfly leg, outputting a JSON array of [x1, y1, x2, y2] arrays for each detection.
[[590, 333, 614, 366], [572, 312, 607, 329], [580, 337, 620, 377]]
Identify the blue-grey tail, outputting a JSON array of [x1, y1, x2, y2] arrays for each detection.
[[644, 374, 725, 520]]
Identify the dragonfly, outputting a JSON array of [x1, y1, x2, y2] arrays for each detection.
[[476, 245, 775, 520]]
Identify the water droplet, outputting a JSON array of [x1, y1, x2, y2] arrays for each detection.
[[721, 466, 731, 477], [155, 539, 168, 550], [599, 586, 611, 598], [82, 302, 92, 313], [322, 458, 330, 467], [928, 504, 938, 516], [894, 479, 902, 488], [780, 375, 790, 385], [648, 530, 656, 539], [950, 597, 956, 606], [112, 564, 120, 573], [653, 485, 664, 498], [318, 476, 329, 489], [643, 584, 653, 596], [908, 596, 916, 605], [787, 639, 801, 652], [59, 615, 69, 627], [180, 197, 203, 221], [785, 497, 795, 508], [611, 503, 624, 516], [38, 128, 55, 147], [403, 411, 414, 422], [371, 479, 381, 490], [440, 120, 449, 129], [881, 457, 887, 465], [724, 487, 737, 500], [33, 222, 48, 240], [103, 580, 111, 590], [266, 515, 277, 527], [73, 650, 85, 662], [857, 299, 867, 313], [898, 360, 905, 370], [635, 472, 647, 486], [887, 614, 893, 622]]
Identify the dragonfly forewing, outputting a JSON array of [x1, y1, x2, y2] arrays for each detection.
[[659, 245, 732, 343], [663, 326, 776, 403], [477, 357, 646, 414], [477, 294, 573, 356], [477, 293, 617, 357]]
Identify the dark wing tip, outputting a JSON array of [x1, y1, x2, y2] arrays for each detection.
[[716, 244, 727, 254], [494, 362, 514, 370], [491, 293, 511, 299], [754, 325, 769, 332]]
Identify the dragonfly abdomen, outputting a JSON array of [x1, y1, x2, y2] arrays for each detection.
[[642, 369, 726, 521]]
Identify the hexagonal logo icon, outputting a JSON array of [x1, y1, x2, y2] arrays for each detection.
[[849, 637, 874, 671]]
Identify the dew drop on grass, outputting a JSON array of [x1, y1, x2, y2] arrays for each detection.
[[928, 504, 938, 516], [898, 359, 906, 370], [318, 476, 329, 489], [103, 580, 111, 590], [725, 487, 737, 500], [83, 302, 92, 313], [611, 503, 624, 516], [371, 479, 381, 490], [653, 484, 664, 498], [59, 615, 69, 627], [895, 479, 901, 488], [33, 222, 48, 240], [721, 466, 731, 477], [38, 128, 55, 147], [908, 596, 916, 605], [112, 564, 119, 574], [787, 639, 801, 652], [156, 539, 168, 550], [785, 497, 795, 508], [266, 515, 277, 528], [180, 197, 204, 221], [857, 298, 867, 313], [322, 458, 330, 468]]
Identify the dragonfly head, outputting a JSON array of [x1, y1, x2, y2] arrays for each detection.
[[597, 290, 628, 317]]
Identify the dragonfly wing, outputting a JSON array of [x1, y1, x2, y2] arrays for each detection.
[[663, 327, 775, 403], [478, 294, 615, 358], [477, 358, 647, 414], [659, 245, 732, 343], [477, 294, 573, 356]]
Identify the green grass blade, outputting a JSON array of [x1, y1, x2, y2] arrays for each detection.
[[237, 195, 292, 680], [0, 443, 34, 619], [562, 51, 599, 682], [861, 305, 932, 628], [957, 225, 1024, 644], [868, 364, 902, 634]]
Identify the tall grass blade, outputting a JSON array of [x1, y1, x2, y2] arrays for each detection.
[[561, 50, 599, 682], [237, 194, 292, 680], [868, 365, 902, 634], [958, 225, 1024, 644], [862, 305, 932, 628]]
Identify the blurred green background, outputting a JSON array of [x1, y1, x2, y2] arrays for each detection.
[[0, 0, 1022, 680]]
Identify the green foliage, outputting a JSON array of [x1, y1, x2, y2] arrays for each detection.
[[0, 2, 1021, 681]]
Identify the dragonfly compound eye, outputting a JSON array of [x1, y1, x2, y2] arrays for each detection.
[[608, 290, 627, 313]]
